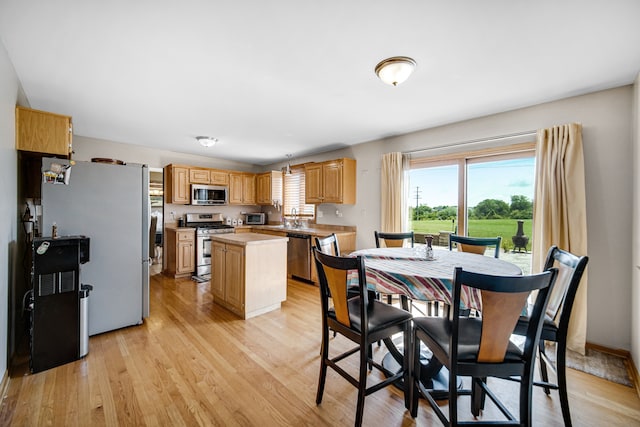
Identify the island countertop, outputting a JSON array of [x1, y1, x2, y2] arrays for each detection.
[[208, 232, 288, 246]]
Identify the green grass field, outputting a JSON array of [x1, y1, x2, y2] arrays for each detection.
[[410, 219, 532, 251]]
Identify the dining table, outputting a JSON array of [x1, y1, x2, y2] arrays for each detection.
[[348, 246, 523, 396]]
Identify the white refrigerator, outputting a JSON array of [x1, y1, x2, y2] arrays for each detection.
[[41, 158, 150, 336]]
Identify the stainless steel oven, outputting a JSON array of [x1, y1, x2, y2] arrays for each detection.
[[196, 231, 213, 277], [186, 213, 234, 279]]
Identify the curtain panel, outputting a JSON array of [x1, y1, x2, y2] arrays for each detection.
[[380, 152, 408, 232], [532, 123, 588, 354]]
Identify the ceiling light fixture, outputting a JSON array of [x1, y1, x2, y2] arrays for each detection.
[[196, 136, 217, 147], [375, 56, 417, 86]]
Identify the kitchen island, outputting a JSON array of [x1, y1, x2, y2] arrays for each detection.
[[209, 233, 288, 319], [248, 224, 356, 283]]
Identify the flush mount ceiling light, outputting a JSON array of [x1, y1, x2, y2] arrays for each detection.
[[374, 56, 417, 86], [196, 136, 217, 147]]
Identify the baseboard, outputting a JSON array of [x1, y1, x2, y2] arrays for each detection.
[[586, 342, 640, 397]]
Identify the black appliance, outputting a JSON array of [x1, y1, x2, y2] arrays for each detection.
[[29, 236, 90, 373]]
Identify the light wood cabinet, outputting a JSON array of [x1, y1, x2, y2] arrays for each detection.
[[256, 171, 283, 205], [165, 228, 195, 278], [16, 106, 73, 156], [211, 241, 245, 314], [189, 168, 230, 185], [210, 170, 229, 185], [210, 235, 287, 319], [305, 158, 356, 204], [229, 172, 256, 205], [164, 164, 190, 204], [189, 168, 210, 184]]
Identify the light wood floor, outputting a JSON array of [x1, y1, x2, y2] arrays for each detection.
[[1, 273, 640, 426]]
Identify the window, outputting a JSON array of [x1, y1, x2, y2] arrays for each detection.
[[283, 166, 315, 218], [408, 142, 535, 271]]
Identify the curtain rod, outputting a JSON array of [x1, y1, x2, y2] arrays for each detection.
[[403, 130, 537, 155]]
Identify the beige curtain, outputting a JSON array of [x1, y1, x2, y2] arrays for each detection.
[[532, 123, 588, 354], [380, 152, 409, 232]]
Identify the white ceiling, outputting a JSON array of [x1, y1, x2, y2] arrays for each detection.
[[1, 1, 639, 165]]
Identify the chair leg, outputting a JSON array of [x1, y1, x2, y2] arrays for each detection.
[[355, 342, 368, 427], [520, 372, 534, 427], [449, 362, 458, 426], [403, 322, 411, 411], [538, 339, 551, 395], [410, 329, 421, 418], [557, 340, 573, 427], [316, 326, 329, 405], [471, 377, 487, 416]]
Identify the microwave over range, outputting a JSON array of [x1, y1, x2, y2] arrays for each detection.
[[191, 184, 228, 205]]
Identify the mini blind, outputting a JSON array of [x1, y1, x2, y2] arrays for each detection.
[[283, 166, 315, 217]]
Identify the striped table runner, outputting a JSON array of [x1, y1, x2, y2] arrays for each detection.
[[349, 248, 522, 311]]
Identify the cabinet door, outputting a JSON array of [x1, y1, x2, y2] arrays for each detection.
[[189, 169, 210, 184], [177, 241, 194, 273], [256, 173, 271, 205], [225, 245, 245, 312], [305, 163, 323, 203], [211, 242, 226, 299], [322, 161, 343, 203], [228, 173, 244, 204], [173, 167, 190, 204], [242, 174, 256, 205], [210, 170, 229, 185], [16, 107, 72, 156]]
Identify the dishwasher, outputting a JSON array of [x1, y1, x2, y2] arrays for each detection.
[[287, 233, 312, 281]]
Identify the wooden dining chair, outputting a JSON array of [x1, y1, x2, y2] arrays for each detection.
[[374, 231, 414, 248], [313, 248, 413, 427], [449, 234, 502, 258], [512, 246, 588, 427], [410, 267, 558, 426]]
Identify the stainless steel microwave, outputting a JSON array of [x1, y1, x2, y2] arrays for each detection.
[[244, 212, 266, 225], [191, 184, 228, 205]]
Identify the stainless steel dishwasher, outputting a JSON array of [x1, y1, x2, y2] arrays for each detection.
[[287, 232, 312, 281]]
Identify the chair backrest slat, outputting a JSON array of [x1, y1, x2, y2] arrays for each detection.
[[374, 231, 414, 248], [542, 245, 589, 324], [449, 235, 501, 258], [315, 233, 340, 256], [324, 265, 351, 326], [478, 289, 530, 362]]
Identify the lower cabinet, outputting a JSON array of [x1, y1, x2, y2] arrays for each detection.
[[165, 228, 195, 278], [211, 242, 245, 314], [211, 238, 287, 319]]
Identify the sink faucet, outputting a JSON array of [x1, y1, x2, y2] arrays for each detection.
[[291, 207, 299, 228]]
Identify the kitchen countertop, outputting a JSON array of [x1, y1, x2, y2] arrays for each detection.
[[209, 232, 288, 246], [250, 224, 356, 237]]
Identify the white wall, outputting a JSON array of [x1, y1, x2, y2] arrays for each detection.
[[271, 87, 634, 350], [0, 39, 20, 381], [632, 73, 640, 372]]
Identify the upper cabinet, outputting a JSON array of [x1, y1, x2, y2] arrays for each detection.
[[256, 171, 283, 206], [305, 158, 356, 204], [189, 168, 229, 185], [16, 106, 73, 157], [164, 164, 190, 204], [229, 173, 256, 205]]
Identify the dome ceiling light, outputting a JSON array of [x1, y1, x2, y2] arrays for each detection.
[[374, 56, 417, 86], [196, 136, 218, 147]]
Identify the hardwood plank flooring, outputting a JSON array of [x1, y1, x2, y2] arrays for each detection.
[[1, 273, 639, 426]]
